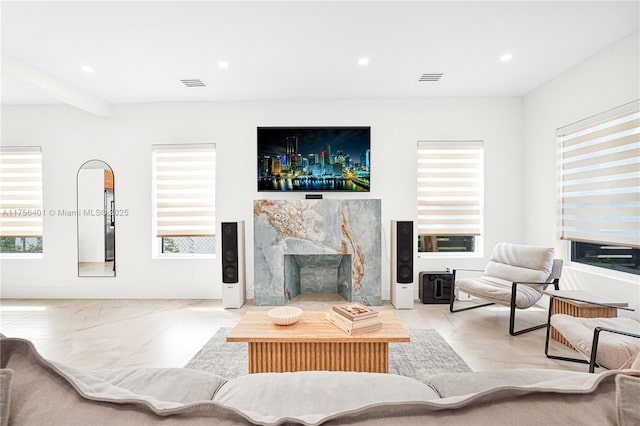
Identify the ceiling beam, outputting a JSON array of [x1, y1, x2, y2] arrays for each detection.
[[1, 53, 111, 117]]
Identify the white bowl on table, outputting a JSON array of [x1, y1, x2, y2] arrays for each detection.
[[267, 306, 303, 325]]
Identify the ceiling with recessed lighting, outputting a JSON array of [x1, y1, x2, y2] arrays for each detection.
[[1, 1, 638, 107]]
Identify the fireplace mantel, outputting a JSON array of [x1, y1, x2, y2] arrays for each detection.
[[253, 199, 382, 306]]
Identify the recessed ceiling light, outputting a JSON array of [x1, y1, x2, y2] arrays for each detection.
[[500, 53, 513, 62], [81, 65, 95, 73], [218, 61, 230, 69], [358, 57, 370, 67]]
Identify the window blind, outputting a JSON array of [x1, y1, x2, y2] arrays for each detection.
[[417, 141, 483, 236], [0, 147, 44, 238], [559, 100, 640, 248], [152, 144, 216, 238]]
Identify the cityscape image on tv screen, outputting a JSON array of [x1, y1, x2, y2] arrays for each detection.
[[257, 127, 371, 192]]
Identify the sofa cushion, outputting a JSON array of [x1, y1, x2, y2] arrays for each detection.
[[1, 338, 250, 425], [0, 369, 12, 426], [59, 364, 227, 404], [426, 368, 609, 397], [616, 374, 640, 425], [213, 370, 440, 425], [325, 371, 620, 426]]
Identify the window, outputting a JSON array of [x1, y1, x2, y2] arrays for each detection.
[[417, 141, 484, 254], [571, 242, 639, 275], [0, 147, 44, 255], [152, 144, 216, 256], [558, 100, 639, 274]]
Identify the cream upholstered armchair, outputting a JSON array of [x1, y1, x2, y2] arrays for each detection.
[[450, 242, 563, 336], [544, 294, 640, 372]]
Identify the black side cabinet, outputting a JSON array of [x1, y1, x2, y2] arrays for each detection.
[[418, 271, 453, 304]]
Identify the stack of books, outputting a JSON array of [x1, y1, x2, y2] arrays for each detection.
[[325, 302, 382, 335]]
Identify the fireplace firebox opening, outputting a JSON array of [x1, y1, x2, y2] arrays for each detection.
[[284, 254, 352, 302]]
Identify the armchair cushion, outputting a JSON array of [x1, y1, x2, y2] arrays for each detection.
[[456, 276, 543, 308], [484, 243, 554, 284], [456, 243, 556, 308], [550, 314, 640, 370]]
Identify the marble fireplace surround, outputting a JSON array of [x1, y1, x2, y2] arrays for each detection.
[[253, 199, 382, 306]]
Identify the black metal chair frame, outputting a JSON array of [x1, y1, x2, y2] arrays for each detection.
[[449, 268, 560, 336], [544, 294, 639, 373]]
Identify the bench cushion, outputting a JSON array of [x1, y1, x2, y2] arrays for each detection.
[[550, 314, 640, 369]]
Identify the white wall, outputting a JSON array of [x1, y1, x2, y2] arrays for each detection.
[[523, 31, 640, 316], [1, 97, 524, 299], [3, 33, 638, 304]]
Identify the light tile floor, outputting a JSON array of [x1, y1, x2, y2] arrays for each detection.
[[0, 295, 587, 372], [78, 261, 116, 277]]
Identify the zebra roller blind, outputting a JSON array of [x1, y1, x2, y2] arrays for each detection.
[[558, 100, 639, 248], [417, 141, 483, 237], [152, 144, 216, 238], [0, 146, 43, 238]]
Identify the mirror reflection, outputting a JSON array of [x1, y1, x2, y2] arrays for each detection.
[[77, 160, 115, 277]]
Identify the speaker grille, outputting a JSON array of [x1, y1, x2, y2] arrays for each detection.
[[221, 222, 239, 283], [395, 221, 413, 283], [223, 265, 238, 282]]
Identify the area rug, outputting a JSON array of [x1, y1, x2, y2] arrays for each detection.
[[185, 328, 471, 384]]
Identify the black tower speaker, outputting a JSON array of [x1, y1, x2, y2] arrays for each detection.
[[221, 222, 239, 283], [395, 221, 413, 283]]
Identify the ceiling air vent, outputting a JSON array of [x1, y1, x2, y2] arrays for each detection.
[[418, 73, 444, 82], [180, 79, 206, 88]]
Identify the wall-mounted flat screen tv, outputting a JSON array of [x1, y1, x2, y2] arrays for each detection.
[[257, 126, 371, 192]]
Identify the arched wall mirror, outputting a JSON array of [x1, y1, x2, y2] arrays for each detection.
[[77, 160, 116, 277]]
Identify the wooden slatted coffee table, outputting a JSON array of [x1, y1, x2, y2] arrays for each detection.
[[226, 310, 410, 373]]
